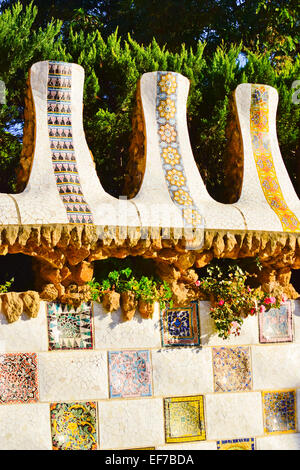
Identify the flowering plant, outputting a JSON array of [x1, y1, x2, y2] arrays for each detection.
[[196, 261, 285, 339]]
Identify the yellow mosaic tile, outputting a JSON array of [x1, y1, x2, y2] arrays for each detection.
[[250, 85, 300, 232], [164, 395, 206, 443], [262, 389, 297, 434], [217, 438, 255, 450]]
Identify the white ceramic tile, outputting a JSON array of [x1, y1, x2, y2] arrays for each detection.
[[0, 404, 52, 450], [199, 301, 259, 346], [0, 302, 48, 352], [256, 433, 300, 450], [205, 392, 263, 440], [38, 350, 108, 401], [252, 344, 300, 390], [98, 398, 164, 449], [152, 347, 213, 396], [94, 302, 161, 349]]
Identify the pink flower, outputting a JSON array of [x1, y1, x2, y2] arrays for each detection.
[[247, 286, 252, 293], [264, 296, 276, 305], [250, 308, 256, 316], [218, 299, 225, 306], [260, 305, 266, 313], [195, 280, 201, 287], [281, 294, 287, 304]]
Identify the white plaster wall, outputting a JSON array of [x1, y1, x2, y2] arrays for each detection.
[[0, 299, 300, 450]]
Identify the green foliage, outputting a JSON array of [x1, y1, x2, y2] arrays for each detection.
[[88, 262, 173, 310], [0, 1, 299, 198], [0, 277, 14, 293], [197, 260, 284, 339]]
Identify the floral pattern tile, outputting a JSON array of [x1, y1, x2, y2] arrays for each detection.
[[217, 438, 255, 450], [161, 301, 200, 347], [47, 302, 93, 350], [156, 72, 204, 228], [259, 301, 293, 343], [50, 401, 98, 450], [0, 353, 39, 404], [108, 350, 152, 398], [262, 390, 297, 434], [212, 346, 252, 392], [164, 395, 206, 443]]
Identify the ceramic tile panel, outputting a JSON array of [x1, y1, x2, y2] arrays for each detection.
[[0, 403, 52, 450], [256, 433, 300, 450], [164, 395, 206, 443], [0, 353, 39, 404], [217, 438, 255, 450], [212, 346, 252, 393], [160, 301, 200, 347], [262, 390, 297, 434], [199, 301, 259, 346], [108, 350, 152, 398], [47, 61, 93, 224], [135, 71, 245, 230], [152, 348, 213, 396], [233, 83, 300, 232], [249, 85, 300, 232], [155, 72, 203, 229], [252, 344, 300, 390], [38, 350, 108, 401], [93, 302, 161, 349], [47, 301, 94, 350], [0, 302, 48, 352], [205, 392, 263, 440], [50, 401, 98, 450], [291, 300, 300, 343], [258, 301, 293, 343], [98, 399, 164, 449]]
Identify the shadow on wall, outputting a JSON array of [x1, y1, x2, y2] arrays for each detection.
[[291, 269, 300, 296], [0, 254, 35, 292]]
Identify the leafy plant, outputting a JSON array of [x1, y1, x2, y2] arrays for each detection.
[[88, 265, 172, 311], [197, 260, 285, 339], [0, 277, 14, 293]]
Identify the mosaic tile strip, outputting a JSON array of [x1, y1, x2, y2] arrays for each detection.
[[47, 61, 93, 224], [50, 401, 98, 450], [217, 438, 255, 450], [161, 301, 200, 347], [47, 302, 94, 350], [164, 395, 206, 443], [108, 350, 152, 398], [156, 72, 204, 228], [212, 346, 252, 393], [262, 390, 297, 434], [259, 301, 293, 343], [250, 85, 300, 232], [0, 353, 39, 404]]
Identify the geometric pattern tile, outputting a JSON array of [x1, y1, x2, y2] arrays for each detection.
[[164, 395, 206, 443], [0, 353, 39, 404], [259, 301, 293, 343], [262, 390, 297, 434], [108, 350, 152, 398], [47, 302, 93, 350], [212, 346, 252, 393], [161, 301, 200, 347], [217, 438, 256, 450], [47, 61, 93, 224], [50, 402, 98, 450]]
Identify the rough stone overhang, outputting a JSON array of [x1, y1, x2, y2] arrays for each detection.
[[0, 62, 299, 317]]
